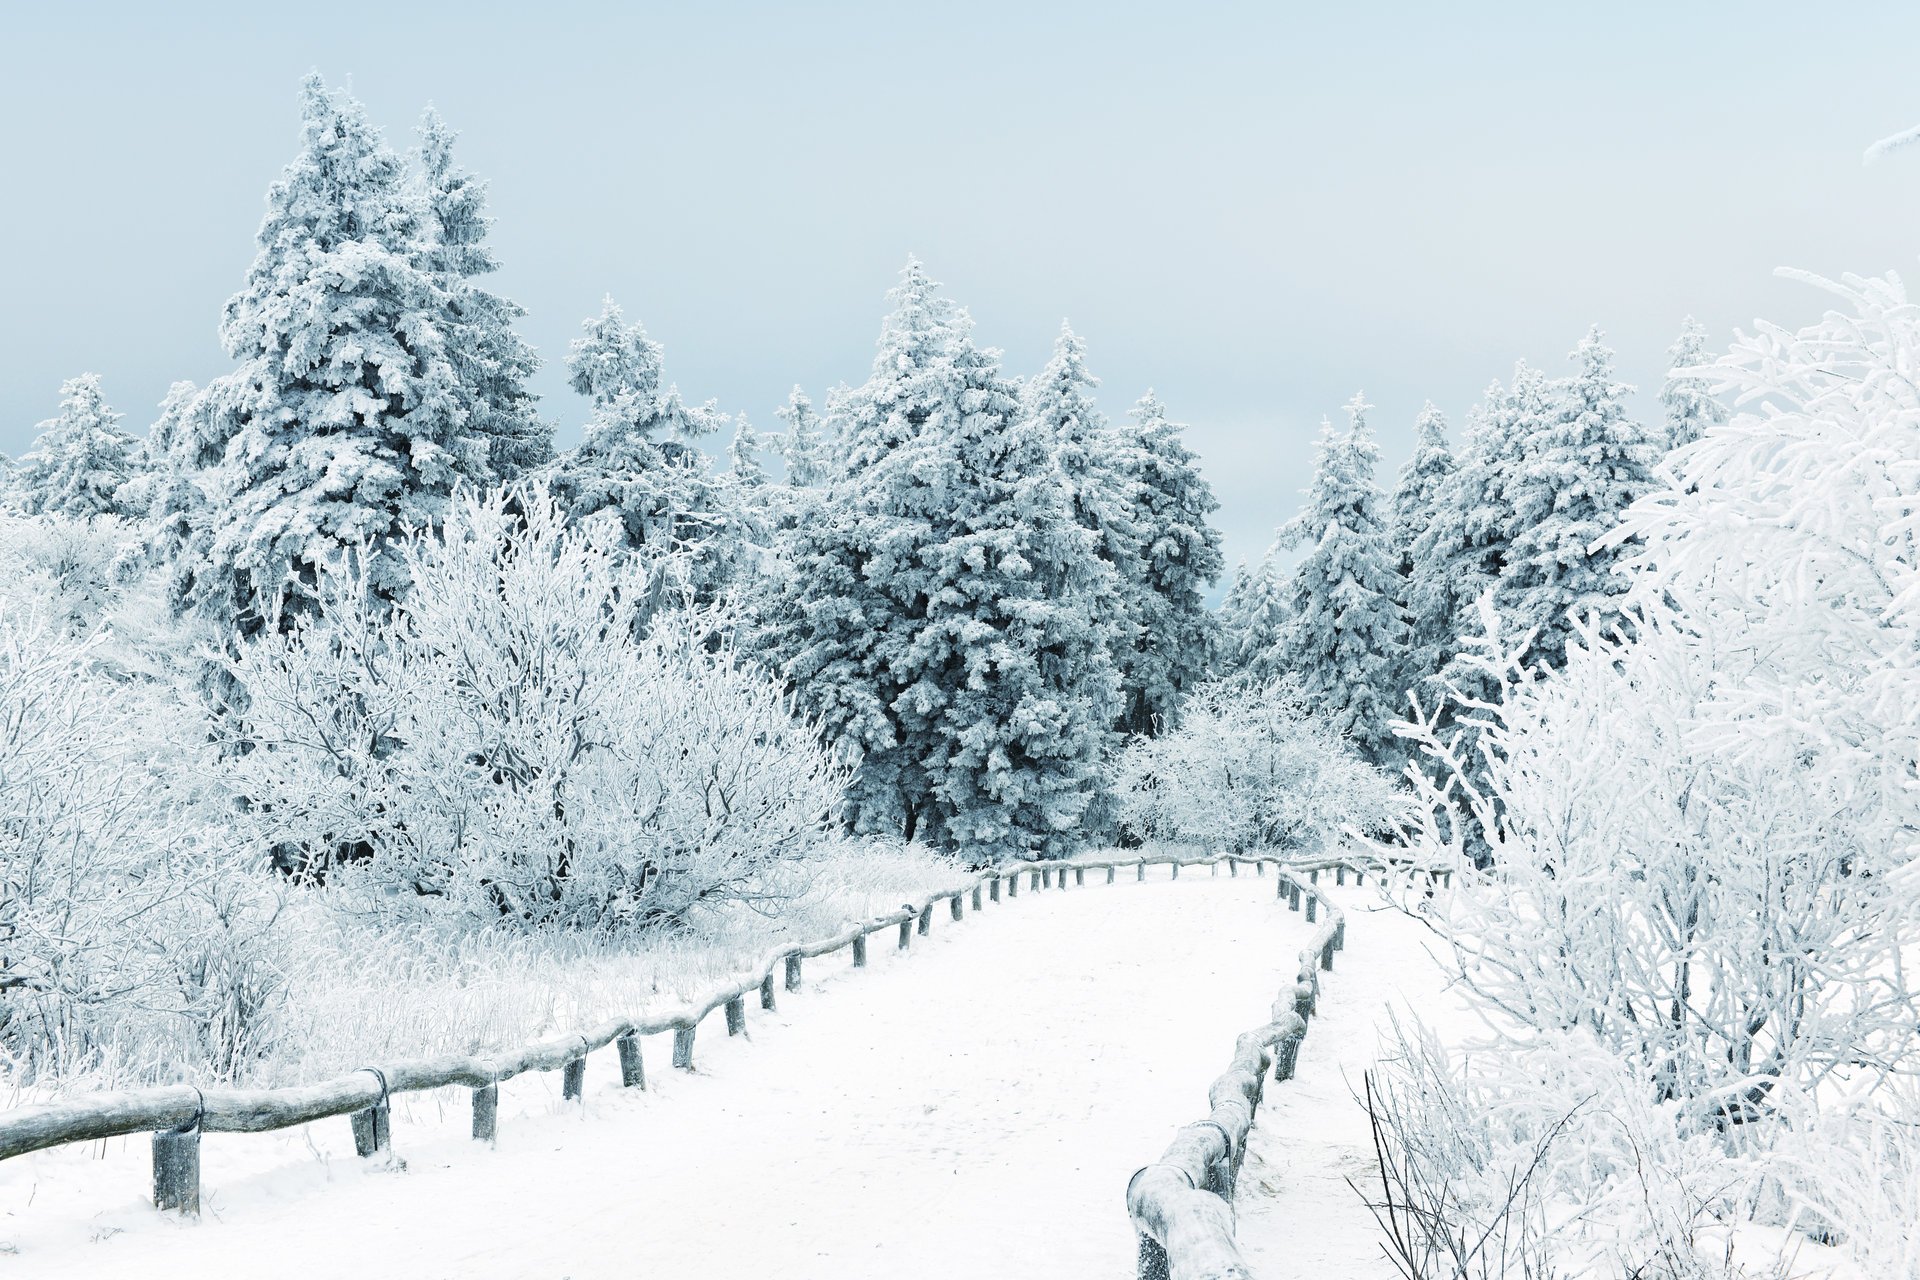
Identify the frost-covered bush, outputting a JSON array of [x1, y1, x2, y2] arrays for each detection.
[[227, 484, 848, 933], [1114, 677, 1399, 852], [0, 607, 281, 1082]]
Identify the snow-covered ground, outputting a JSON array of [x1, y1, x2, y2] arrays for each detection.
[[0, 870, 1413, 1280], [1235, 882, 1469, 1279]]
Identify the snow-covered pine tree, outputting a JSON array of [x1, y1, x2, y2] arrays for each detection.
[[1386, 401, 1455, 697], [1501, 326, 1661, 670], [1660, 316, 1727, 455], [545, 297, 741, 597], [1120, 389, 1224, 732], [728, 413, 769, 486], [175, 75, 517, 636], [773, 385, 835, 486], [1276, 394, 1406, 762], [1214, 552, 1289, 686], [9, 374, 143, 519], [1405, 366, 1549, 705], [760, 260, 1119, 857], [415, 107, 551, 478], [1019, 324, 1140, 734]]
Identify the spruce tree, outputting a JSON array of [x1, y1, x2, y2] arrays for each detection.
[[1660, 317, 1727, 454], [727, 413, 769, 485], [1276, 394, 1406, 762], [177, 75, 518, 635], [773, 385, 834, 487], [1215, 552, 1289, 686], [10, 374, 143, 519], [1121, 390, 1224, 732], [546, 297, 739, 595], [1387, 402, 1456, 699], [761, 260, 1119, 856], [415, 107, 551, 477], [1501, 327, 1661, 669]]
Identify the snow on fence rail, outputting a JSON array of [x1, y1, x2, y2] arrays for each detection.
[[0, 848, 1443, 1220], [1125, 855, 1414, 1280]]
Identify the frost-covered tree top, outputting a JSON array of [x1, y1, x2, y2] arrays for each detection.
[[1388, 401, 1455, 579], [178, 75, 528, 634], [415, 106, 550, 476], [1503, 326, 1661, 668], [9, 374, 142, 519], [1277, 393, 1406, 760], [835, 257, 964, 481], [1120, 389, 1224, 731], [1660, 316, 1727, 455], [1215, 551, 1289, 687], [727, 413, 769, 486], [773, 384, 834, 487]]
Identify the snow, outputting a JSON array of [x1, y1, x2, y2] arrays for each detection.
[[0, 870, 1369, 1280], [1235, 883, 1470, 1280]]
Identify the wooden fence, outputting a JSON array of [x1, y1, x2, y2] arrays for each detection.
[[0, 848, 1442, 1220], [1125, 855, 1435, 1280]]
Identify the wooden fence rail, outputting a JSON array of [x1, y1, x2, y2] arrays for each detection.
[[0, 847, 1443, 1225], [1126, 857, 1388, 1280]]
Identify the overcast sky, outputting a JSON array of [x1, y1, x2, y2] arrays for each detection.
[[6, 2, 1920, 575]]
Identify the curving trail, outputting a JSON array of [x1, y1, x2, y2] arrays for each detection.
[[1, 872, 1317, 1280]]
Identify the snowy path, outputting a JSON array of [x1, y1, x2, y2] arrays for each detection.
[[1, 873, 1320, 1280], [1233, 884, 1465, 1279]]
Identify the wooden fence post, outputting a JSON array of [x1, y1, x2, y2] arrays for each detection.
[[471, 1084, 498, 1142], [350, 1100, 390, 1158], [1009, 874, 1019, 898], [950, 896, 964, 922], [1075, 867, 1085, 886], [1306, 895, 1318, 923], [1136, 862, 1146, 882], [785, 954, 803, 992], [898, 919, 913, 949], [1106, 865, 1116, 884], [726, 995, 747, 1035], [1256, 860, 1265, 876], [563, 1055, 586, 1101], [617, 1035, 645, 1089], [918, 905, 933, 935], [853, 935, 868, 966], [1289, 883, 1302, 911], [1336, 865, 1346, 886], [972, 885, 984, 911], [1172, 862, 1181, 880], [1228, 857, 1237, 876], [991, 876, 1003, 902], [760, 972, 777, 1011], [152, 1125, 200, 1215], [673, 1025, 696, 1070], [1310, 868, 1319, 884], [1355, 868, 1365, 887], [1036, 870, 1047, 890], [1211, 861, 1219, 877], [1334, 919, 1346, 952]]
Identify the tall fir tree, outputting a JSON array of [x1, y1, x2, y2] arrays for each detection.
[[1276, 394, 1406, 762], [545, 297, 740, 595], [761, 261, 1118, 857], [727, 413, 769, 486], [1501, 327, 1661, 669], [414, 107, 551, 477], [1120, 390, 1224, 732], [1386, 401, 1456, 699], [175, 75, 524, 635], [9, 374, 143, 519], [1660, 317, 1727, 455], [1215, 552, 1289, 686], [773, 385, 834, 487]]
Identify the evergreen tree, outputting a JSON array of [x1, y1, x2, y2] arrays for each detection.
[[1387, 402, 1456, 698], [1660, 317, 1727, 454], [761, 260, 1119, 857], [773, 385, 834, 486], [546, 297, 739, 595], [1501, 327, 1661, 669], [1215, 552, 1289, 686], [1276, 394, 1406, 762], [10, 374, 142, 519], [414, 107, 551, 477], [1121, 390, 1224, 732], [176, 75, 520, 635], [727, 413, 769, 486], [1406, 366, 1548, 704]]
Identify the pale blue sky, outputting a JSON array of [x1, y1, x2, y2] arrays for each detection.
[[6, 2, 1920, 573]]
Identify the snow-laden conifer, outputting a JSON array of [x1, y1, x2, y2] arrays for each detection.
[[1276, 394, 1406, 761], [546, 297, 741, 597], [414, 107, 551, 477], [1500, 327, 1661, 669], [1387, 401, 1456, 698], [1215, 553, 1290, 685], [773, 385, 835, 487], [9, 374, 143, 519], [728, 413, 770, 486], [1120, 390, 1224, 731], [1659, 317, 1727, 455], [176, 76, 515, 635]]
